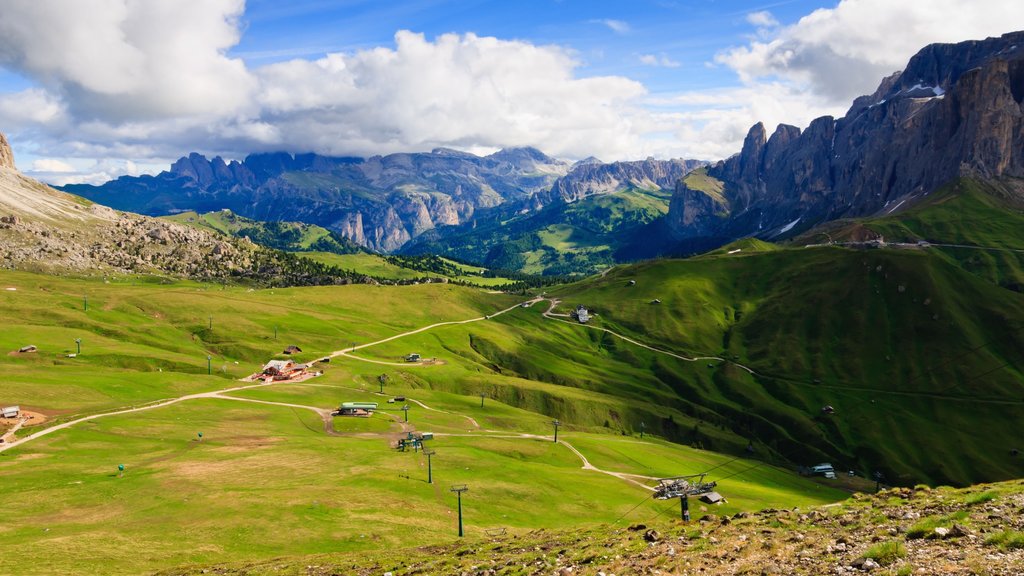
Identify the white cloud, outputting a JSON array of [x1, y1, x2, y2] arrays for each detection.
[[252, 31, 649, 159], [30, 158, 74, 173], [639, 53, 681, 68], [746, 10, 779, 28], [0, 0, 1022, 185], [591, 19, 630, 34], [718, 0, 1024, 103], [29, 158, 146, 186]]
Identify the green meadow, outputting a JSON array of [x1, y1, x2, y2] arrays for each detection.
[[0, 268, 848, 574]]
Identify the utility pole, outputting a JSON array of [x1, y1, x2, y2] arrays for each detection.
[[75, 338, 81, 355], [640, 421, 646, 439], [425, 449, 435, 484], [479, 393, 486, 408], [402, 404, 410, 422], [552, 419, 561, 442], [207, 355, 212, 375], [451, 484, 468, 537], [83, 295, 88, 311], [378, 374, 387, 394], [274, 325, 278, 340]]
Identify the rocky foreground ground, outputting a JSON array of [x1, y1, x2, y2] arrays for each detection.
[[161, 480, 1024, 576]]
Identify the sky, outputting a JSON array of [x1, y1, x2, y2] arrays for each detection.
[[0, 0, 1022, 185]]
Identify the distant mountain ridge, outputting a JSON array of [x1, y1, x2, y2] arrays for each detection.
[[63, 146, 706, 259], [667, 31, 1024, 249], [64, 146, 577, 252]]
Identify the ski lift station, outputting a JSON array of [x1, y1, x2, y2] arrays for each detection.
[[337, 402, 378, 417]]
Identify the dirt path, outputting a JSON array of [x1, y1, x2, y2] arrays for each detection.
[[321, 298, 540, 362], [436, 431, 657, 490], [0, 381, 275, 454], [540, 299, 757, 375]]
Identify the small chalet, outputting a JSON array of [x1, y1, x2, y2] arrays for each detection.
[[1, 406, 19, 419], [573, 305, 590, 323], [405, 353, 421, 362], [261, 359, 307, 381], [17, 345, 37, 353], [699, 491, 725, 505], [282, 345, 302, 355]]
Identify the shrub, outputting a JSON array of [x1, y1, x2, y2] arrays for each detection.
[[863, 540, 906, 566], [984, 530, 1024, 550], [963, 490, 999, 505]]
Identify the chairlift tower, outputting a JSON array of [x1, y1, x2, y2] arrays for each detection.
[[653, 474, 717, 522], [451, 484, 469, 537], [402, 404, 410, 422], [424, 448, 435, 484], [552, 419, 561, 442]]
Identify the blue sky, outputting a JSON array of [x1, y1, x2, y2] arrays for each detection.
[[233, 0, 829, 92], [0, 0, 1021, 185]]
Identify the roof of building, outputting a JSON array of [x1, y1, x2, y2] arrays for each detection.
[[700, 491, 724, 504], [263, 359, 294, 371]]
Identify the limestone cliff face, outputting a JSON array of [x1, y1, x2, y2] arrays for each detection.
[[542, 158, 704, 205], [0, 131, 15, 171], [668, 31, 1024, 245], [65, 147, 571, 252]]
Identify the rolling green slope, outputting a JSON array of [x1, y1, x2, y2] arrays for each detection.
[[164, 209, 362, 255], [0, 270, 841, 574], [818, 178, 1024, 291], [406, 187, 672, 275], [539, 246, 1024, 486]]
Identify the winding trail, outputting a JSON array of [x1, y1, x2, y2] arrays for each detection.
[[541, 299, 758, 375], [321, 298, 541, 363], [0, 297, 539, 454], [0, 381, 276, 454], [435, 431, 658, 491]]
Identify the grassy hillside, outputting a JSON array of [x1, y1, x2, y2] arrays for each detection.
[[164, 210, 362, 255], [0, 270, 842, 574], [157, 479, 1024, 576], [406, 187, 673, 275], [542, 246, 1024, 486], [819, 178, 1024, 291]]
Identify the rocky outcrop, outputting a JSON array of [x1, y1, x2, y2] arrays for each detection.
[[667, 31, 1024, 247], [0, 164, 366, 285], [0, 131, 14, 171], [542, 158, 705, 205]]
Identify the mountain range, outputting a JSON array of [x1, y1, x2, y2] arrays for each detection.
[[667, 31, 1024, 250], [59, 31, 1024, 276]]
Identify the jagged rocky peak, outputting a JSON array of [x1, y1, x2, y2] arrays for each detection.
[[573, 156, 603, 168], [430, 147, 479, 159], [488, 146, 559, 164], [669, 30, 1024, 247], [0, 130, 16, 171]]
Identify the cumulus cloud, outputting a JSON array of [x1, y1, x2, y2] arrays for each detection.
[[250, 31, 649, 159], [718, 0, 1024, 103], [0, 0, 1022, 185], [639, 53, 681, 68], [26, 158, 147, 186], [746, 11, 779, 28], [30, 158, 74, 173]]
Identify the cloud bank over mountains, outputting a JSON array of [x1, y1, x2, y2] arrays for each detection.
[[0, 0, 1021, 184]]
